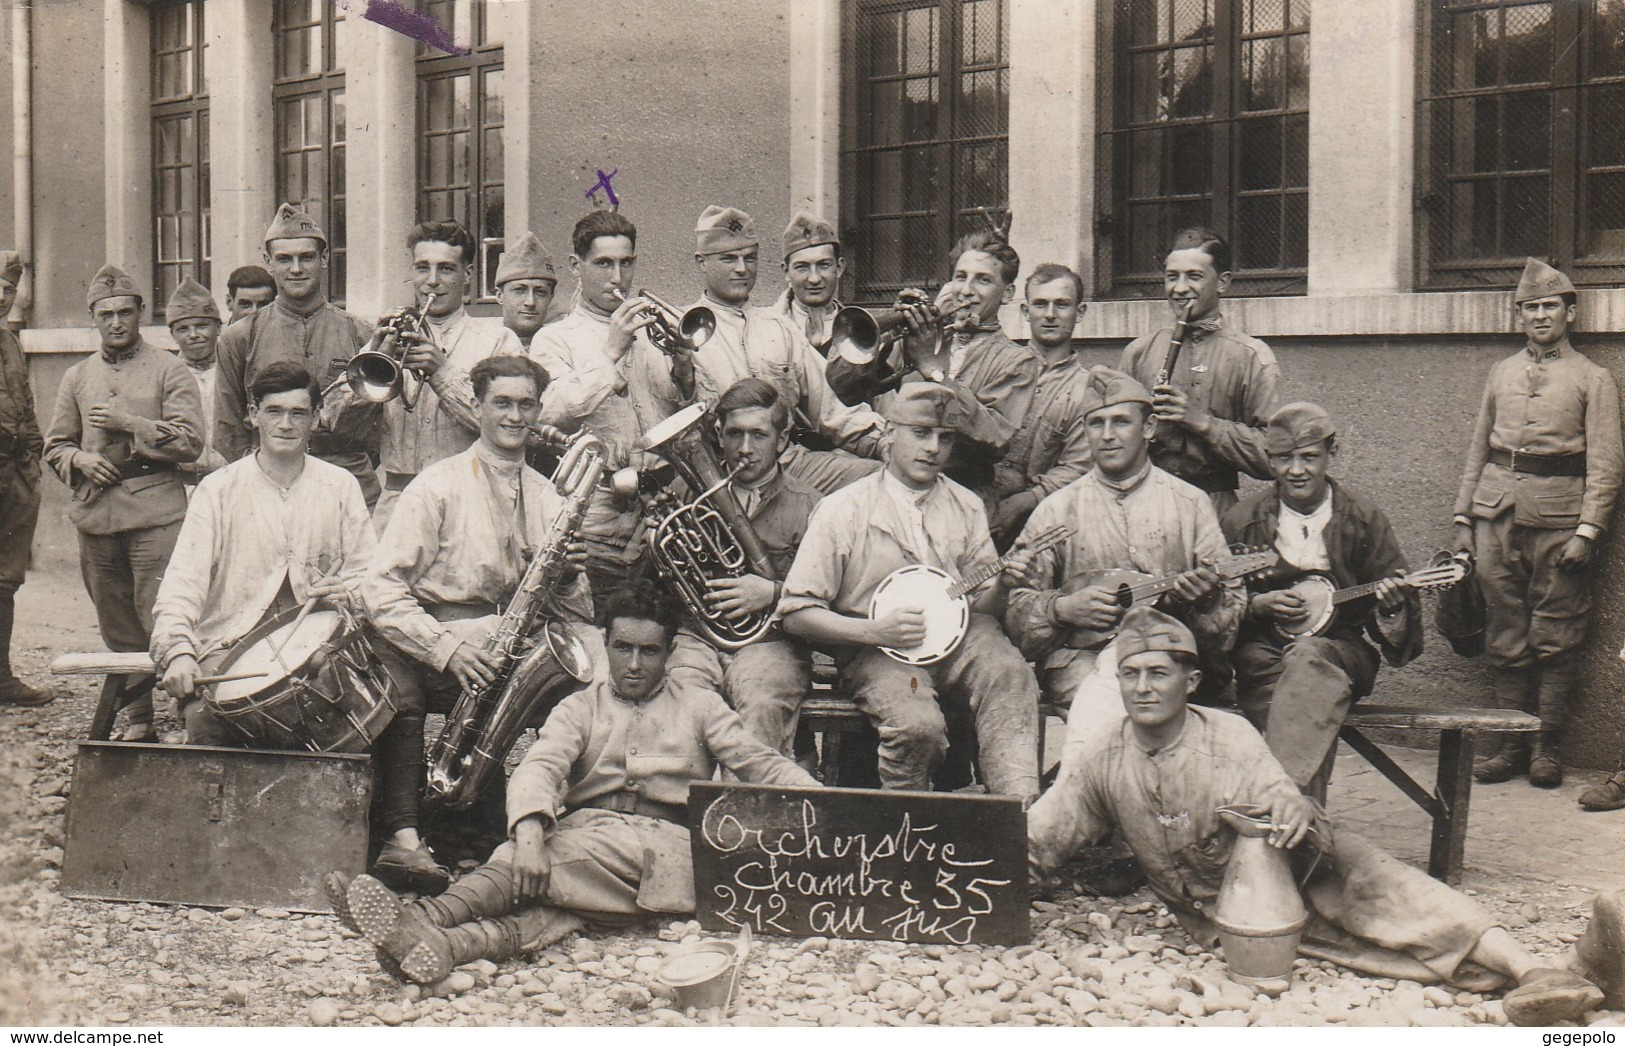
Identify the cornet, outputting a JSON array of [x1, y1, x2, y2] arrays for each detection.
[[611, 288, 717, 356], [337, 292, 440, 410], [825, 289, 972, 407]]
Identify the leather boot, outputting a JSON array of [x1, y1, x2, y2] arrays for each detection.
[[394, 916, 525, 986], [1529, 661, 1575, 788], [1475, 667, 1531, 783], [1578, 768, 1625, 812], [416, 862, 519, 927], [0, 588, 51, 707], [1502, 968, 1604, 1027]]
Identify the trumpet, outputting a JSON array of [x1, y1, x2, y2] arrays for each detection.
[[335, 292, 440, 410], [611, 288, 717, 356], [825, 290, 972, 407]]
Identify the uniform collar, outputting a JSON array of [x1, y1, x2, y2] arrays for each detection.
[[570, 302, 612, 327], [100, 339, 142, 365], [1096, 459, 1154, 495], [428, 307, 467, 333], [1524, 337, 1570, 363], [1189, 310, 1226, 339], [274, 295, 327, 320], [703, 292, 748, 319]]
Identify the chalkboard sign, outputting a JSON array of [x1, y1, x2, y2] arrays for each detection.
[[688, 782, 1030, 946]]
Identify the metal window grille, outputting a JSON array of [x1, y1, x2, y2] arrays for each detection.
[[151, 0, 210, 315], [416, 1, 503, 301], [274, 0, 348, 303], [1102, 0, 1309, 298], [841, 0, 1009, 307], [1419, 0, 1625, 289]]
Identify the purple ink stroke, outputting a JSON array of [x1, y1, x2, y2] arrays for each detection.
[[587, 168, 620, 208], [333, 0, 468, 57]]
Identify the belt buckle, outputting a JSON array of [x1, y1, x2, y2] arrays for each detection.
[[1508, 448, 1519, 473]]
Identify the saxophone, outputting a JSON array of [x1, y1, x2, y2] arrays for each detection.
[[423, 433, 604, 808], [639, 403, 778, 652]]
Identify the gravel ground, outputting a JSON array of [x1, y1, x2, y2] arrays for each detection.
[[3, 649, 1621, 1028]]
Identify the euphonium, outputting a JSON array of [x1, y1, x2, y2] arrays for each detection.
[[423, 432, 603, 808], [639, 402, 777, 652]]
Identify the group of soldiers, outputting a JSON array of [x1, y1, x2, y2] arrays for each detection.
[[0, 200, 1623, 1025]]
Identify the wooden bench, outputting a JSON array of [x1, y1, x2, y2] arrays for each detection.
[[1340, 704, 1539, 885], [50, 651, 159, 741]]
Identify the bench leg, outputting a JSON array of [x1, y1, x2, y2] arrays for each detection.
[[88, 672, 155, 742], [1430, 728, 1474, 885], [820, 724, 842, 788]]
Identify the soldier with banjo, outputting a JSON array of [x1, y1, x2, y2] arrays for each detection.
[[778, 383, 1043, 801]]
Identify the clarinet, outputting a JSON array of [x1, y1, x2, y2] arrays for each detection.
[[1155, 300, 1197, 389]]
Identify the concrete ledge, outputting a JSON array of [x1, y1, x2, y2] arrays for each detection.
[[1073, 288, 1625, 341], [21, 327, 176, 355]]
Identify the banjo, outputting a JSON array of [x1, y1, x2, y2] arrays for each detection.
[[1271, 553, 1472, 641], [871, 525, 1072, 666], [1059, 548, 1281, 650]]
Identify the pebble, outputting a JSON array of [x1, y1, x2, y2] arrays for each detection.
[[220, 908, 246, 921], [374, 1002, 404, 1026], [307, 999, 340, 1026], [442, 972, 477, 995], [1521, 902, 1543, 924]]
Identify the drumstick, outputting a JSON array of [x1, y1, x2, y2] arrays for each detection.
[[194, 669, 272, 686], [267, 594, 322, 673]]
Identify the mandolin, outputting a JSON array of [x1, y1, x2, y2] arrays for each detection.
[[870, 525, 1072, 666], [1058, 547, 1281, 650], [1270, 553, 1471, 641]]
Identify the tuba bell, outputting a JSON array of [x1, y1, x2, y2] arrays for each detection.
[[638, 402, 778, 652]]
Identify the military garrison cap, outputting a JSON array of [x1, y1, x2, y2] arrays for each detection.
[[264, 203, 327, 248], [1514, 257, 1576, 304], [1264, 402, 1337, 455], [1116, 605, 1198, 660], [696, 206, 758, 256], [782, 212, 839, 260], [1079, 366, 1153, 420], [165, 277, 221, 324], [86, 264, 142, 308], [494, 232, 558, 287]]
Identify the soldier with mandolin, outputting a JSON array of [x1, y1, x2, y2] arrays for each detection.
[[1221, 403, 1432, 796]]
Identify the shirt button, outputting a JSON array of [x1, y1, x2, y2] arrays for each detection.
[[1193, 901, 1203, 910]]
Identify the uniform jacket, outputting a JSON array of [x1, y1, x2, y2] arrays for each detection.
[[1452, 339, 1623, 533], [735, 467, 824, 578], [1222, 479, 1423, 666], [1120, 312, 1280, 491], [0, 327, 41, 466], [993, 351, 1093, 522], [214, 298, 377, 462], [380, 311, 523, 476], [43, 340, 203, 535]]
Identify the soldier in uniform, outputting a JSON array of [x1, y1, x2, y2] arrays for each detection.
[[1119, 228, 1281, 515], [1222, 403, 1421, 795], [495, 232, 558, 351], [43, 265, 203, 737], [0, 250, 49, 706], [166, 277, 228, 488], [224, 265, 276, 325], [773, 211, 846, 357], [1455, 258, 1624, 788], [990, 262, 1093, 547], [214, 204, 382, 506], [686, 205, 883, 496]]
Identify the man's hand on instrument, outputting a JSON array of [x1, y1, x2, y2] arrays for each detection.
[[669, 350, 696, 401], [999, 543, 1042, 591], [307, 572, 352, 610], [1150, 385, 1211, 436], [1251, 589, 1310, 626], [1055, 586, 1124, 632], [1266, 791, 1314, 850], [705, 574, 777, 621], [1373, 573, 1408, 613], [872, 605, 928, 649], [399, 332, 447, 377], [86, 404, 140, 434], [1557, 534, 1593, 574], [447, 642, 504, 692], [162, 653, 199, 699], [607, 295, 658, 362], [512, 817, 553, 904], [893, 288, 937, 335], [1170, 562, 1221, 605], [73, 449, 122, 488]]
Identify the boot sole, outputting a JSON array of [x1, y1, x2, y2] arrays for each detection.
[[324, 872, 361, 935], [1503, 981, 1604, 1026], [1578, 891, 1625, 1009], [347, 875, 451, 985]]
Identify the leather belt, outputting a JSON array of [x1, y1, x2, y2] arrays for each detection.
[[116, 459, 177, 481], [571, 794, 687, 826], [0, 430, 35, 459], [385, 471, 417, 492], [1488, 447, 1587, 477]]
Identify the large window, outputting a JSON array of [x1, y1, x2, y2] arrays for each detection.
[[151, 0, 210, 314], [841, 0, 1009, 306], [1102, 0, 1309, 298], [1419, 0, 1625, 289], [416, 0, 504, 301], [274, 0, 348, 301]]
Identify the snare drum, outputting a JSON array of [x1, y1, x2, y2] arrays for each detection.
[[206, 604, 398, 753]]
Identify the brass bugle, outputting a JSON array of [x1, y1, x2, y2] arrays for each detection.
[[611, 287, 716, 355], [336, 292, 438, 407]]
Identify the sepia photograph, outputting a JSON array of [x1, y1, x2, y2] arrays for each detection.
[[0, 0, 1622, 1032]]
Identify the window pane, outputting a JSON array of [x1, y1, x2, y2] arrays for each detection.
[[1584, 172, 1625, 258], [1588, 84, 1625, 168], [1591, 0, 1625, 78], [1284, 32, 1309, 108], [1172, 0, 1213, 42], [1239, 116, 1282, 192], [1236, 195, 1282, 269], [1168, 124, 1211, 195], [1169, 46, 1213, 118], [1282, 193, 1308, 267], [1501, 3, 1553, 86], [958, 69, 1006, 136], [1241, 38, 1282, 112], [1503, 92, 1550, 172], [1283, 112, 1308, 187], [962, 0, 999, 65], [1503, 176, 1549, 255], [1246, 0, 1284, 35], [904, 77, 939, 142], [869, 10, 904, 76], [904, 6, 937, 75]]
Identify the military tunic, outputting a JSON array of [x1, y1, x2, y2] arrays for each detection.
[[991, 351, 1093, 538], [1452, 339, 1624, 668], [1119, 312, 1281, 511], [0, 327, 42, 589]]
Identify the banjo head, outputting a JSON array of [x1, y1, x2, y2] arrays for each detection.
[[870, 564, 970, 666], [1275, 574, 1338, 640]]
